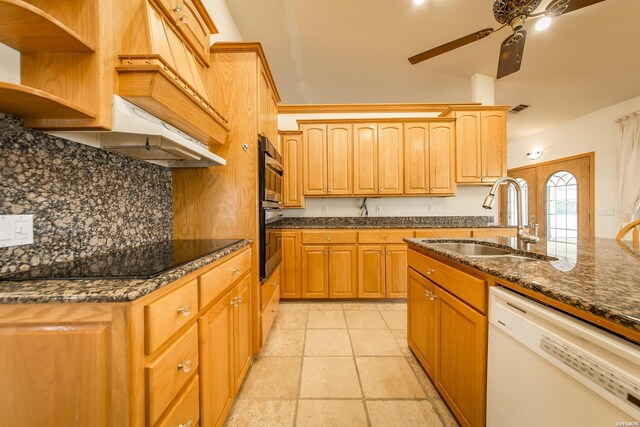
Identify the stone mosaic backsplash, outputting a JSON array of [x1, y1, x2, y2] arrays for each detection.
[[0, 114, 173, 274]]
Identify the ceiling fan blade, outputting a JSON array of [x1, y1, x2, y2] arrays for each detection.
[[497, 31, 527, 79], [545, 0, 606, 17], [408, 28, 494, 65]]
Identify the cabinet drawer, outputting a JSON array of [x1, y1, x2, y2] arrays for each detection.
[[156, 375, 200, 427], [199, 248, 252, 309], [302, 231, 357, 244], [358, 230, 414, 243], [147, 324, 199, 424], [415, 228, 472, 238], [152, 0, 210, 65], [408, 250, 486, 313], [261, 265, 280, 311], [261, 284, 280, 345], [145, 279, 198, 354], [471, 228, 517, 238]]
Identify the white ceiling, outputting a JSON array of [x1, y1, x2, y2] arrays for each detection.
[[224, 0, 640, 139]]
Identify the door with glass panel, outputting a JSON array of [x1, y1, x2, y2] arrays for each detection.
[[502, 154, 593, 241]]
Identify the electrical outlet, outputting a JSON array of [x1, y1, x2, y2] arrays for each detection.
[[321, 205, 328, 214], [375, 205, 381, 212], [0, 215, 34, 248]]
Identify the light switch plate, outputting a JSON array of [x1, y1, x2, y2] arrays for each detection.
[[0, 215, 34, 248]]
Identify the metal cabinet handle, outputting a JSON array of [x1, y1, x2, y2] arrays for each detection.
[[173, 4, 183, 13], [179, 420, 193, 427], [236, 296, 243, 303], [327, 237, 331, 241], [177, 360, 192, 373], [328, 188, 332, 192], [180, 15, 189, 23], [425, 269, 435, 276], [232, 268, 241, 275], [230, 300, 237, 307], [384, 236, 388, 241], [176, 305, 191, 316]]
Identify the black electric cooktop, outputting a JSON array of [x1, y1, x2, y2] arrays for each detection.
[[0, 239, 242, 281]]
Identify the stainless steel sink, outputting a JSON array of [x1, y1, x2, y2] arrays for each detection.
[[430, 243, 513, 256]]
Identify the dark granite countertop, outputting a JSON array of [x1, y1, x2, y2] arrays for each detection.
[[0, 239, 251, 304], [405, 237, 640, 338], [274, 216, 515, 229]]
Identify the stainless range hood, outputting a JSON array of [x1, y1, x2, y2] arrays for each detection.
[[100, 96, 226, 167]]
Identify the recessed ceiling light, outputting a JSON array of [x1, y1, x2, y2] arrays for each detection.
[[535, 16, 552, 32], [413, 0, 426, 5]]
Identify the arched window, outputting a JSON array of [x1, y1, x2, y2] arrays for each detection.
[[546, 171, 578, 243], [507, 178, 528, 226]]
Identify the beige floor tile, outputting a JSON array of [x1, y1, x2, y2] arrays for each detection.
[[433, 400, 459, 427], [305, 329, 352, 356], [405, 354, 439, 398], [380, 310, 407, 330], [349, 329, 402, 356], [306, 302, 344, 310], [225, 399, 296, 427], [356, 356, 426, 398], [296, 400, 368, 427], [238, 357, 301, 399], [300, 357, 362, 398], [261, 329, 305, 356], [307, 310, 346, 329], [342, 302, 379, 311], [376, 302, 407, 311], [273, 311, 308, 330], [344, 310, 387, 329], [366, 400, 443, 427], [279, 302, 310, 311], [390, 329, 412, 356]]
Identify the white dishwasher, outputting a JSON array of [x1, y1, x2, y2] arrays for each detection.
[[487, 286, 640, 426]]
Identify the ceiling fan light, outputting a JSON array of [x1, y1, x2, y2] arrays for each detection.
[[535, 16, 552, 31]]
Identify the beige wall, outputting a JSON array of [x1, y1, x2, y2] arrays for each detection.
[[0, 44, 19, 84], [507, 95, 640, 238]]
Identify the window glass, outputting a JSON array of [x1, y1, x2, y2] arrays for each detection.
[[546, 171, 578, 243], [506, 178, 528, 226]]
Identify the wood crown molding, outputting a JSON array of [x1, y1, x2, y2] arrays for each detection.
[[278, 102, 482, 114], [193, 0, 218, 33], [438, 105, 511, 117], [296, 117, 456, 126], [209, 42, 281, 102]]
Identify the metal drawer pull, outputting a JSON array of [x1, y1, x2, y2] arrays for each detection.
[[177, 360, 192, 373], [230, 300, 238, 307], [179, 420, 192, 427], [232, 268, 241, 275], [426, 291, 437, 301], [425, 268, 435, 276], [180, 15, 189, 23], [235, 296, 243, 304], [176, 305, 191, 316], [327, 236, 331, 241], [173, 4, 183, 13]]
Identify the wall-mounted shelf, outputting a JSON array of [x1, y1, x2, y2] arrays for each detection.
[[0, 82, 96, 119], [0, 0, 95, 52]]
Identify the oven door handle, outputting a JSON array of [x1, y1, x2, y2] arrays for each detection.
[[265, 156, 283, 174]]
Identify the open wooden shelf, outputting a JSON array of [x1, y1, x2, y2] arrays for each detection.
[[0, 0, 94, 52], [0, 82, 95, 119]]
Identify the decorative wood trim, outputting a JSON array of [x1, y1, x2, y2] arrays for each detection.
[[279, 103, 481, 114], [296, 117, 456, 127], [438, 105, 511, 117], [192, 0, 218, 34], [209, 42, 281, 102], [508, 152, 595, 172], [278, 130, 303, 135]]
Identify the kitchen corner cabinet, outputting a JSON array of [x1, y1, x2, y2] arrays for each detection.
[[280, 131, 305, 208], [301, 124, 353, 196], [404, 122, 456, 195], [408, 249, 487, 427], [444, 107, 508, 184], [354, 123, 403, 195]]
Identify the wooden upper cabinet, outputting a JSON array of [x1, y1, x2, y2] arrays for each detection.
[[429, 122, 456, 194], [481, 110, 507, 181], [378, 123, 403, 195], [281, 132, 304, 208], [302, 124, 328, 195], [455, 111, 483, 183], [327, 124, 354, 195], [353, 123, 379, 194], [258, 65, 270, 138], [404, 123, 430, 194]]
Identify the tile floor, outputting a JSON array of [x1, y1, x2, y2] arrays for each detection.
[[225, 301, 459, 427]]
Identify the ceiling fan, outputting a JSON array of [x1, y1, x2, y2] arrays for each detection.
[[408, 0, 606, 79]]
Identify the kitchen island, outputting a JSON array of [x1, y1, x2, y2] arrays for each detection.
[[405, 236, 640, 427]]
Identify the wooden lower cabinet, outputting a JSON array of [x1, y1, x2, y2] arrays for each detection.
[[232, 275, 252, 392], [302, 244, 358, 298], [359, 244, 408, 298], [281, 231, 302, 298], [385, 244, 408, 298], [408, 249, 488, 427], [302, 245, 329, 298]]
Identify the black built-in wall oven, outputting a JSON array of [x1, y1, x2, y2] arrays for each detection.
[[259, 136, 283, 280]]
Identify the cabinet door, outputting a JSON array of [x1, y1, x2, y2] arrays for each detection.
[[404, 123, 429, 194], [282, 133, 304, 208], [269, 92, 279, 145], [281, 231, 301, 298], [329, 245, 358, 298], [429, 122, 456, 194], [301, 245, 329, 298], [327, 124, 353, 195], [378, 123, 403, 194], [436, 287, 487, 427], [302, 124, 327, 195], [455, 111, 482, 183], [353, 123, 378, 194], [481, 110, 507, 182], [407, 269, 436, 377], [199, 294, 234, 427], [358, 245, 385, 298], [232, 275, 252, 392], [258, 64, 271, 138], [385, 244, 408, 298]]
